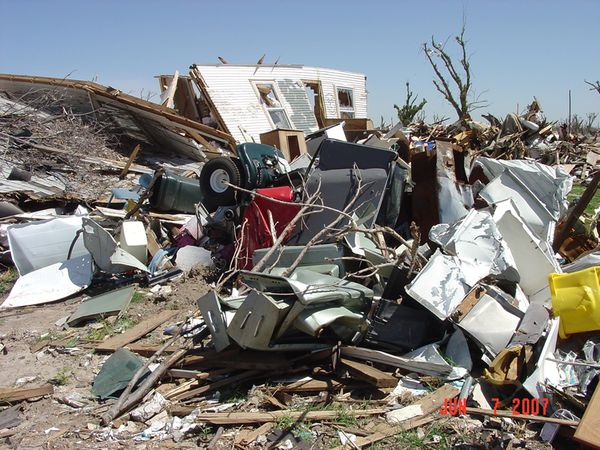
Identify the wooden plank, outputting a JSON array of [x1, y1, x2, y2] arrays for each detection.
[[575, 383, 600, 445], [385, 384, 459, 425], [274, 378, 355, 393], [169, 408, 386, 424], [340, 358, 397, 388], [0, 384, 54, 404], [94, 310, 178, 352], [119, 144, 141, 179], [235, 422, 273, 445], [174, 370, 261, 401], [468, 407, 579, 427]]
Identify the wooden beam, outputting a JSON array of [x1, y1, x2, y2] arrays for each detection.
[[575, 383, 600, 446], [467, 407, 579, 427], [169, 407, 386, 424], [94, 310, 178, 352], [0, 384, 54, 404], [174, 370, 261, 401], [119, 144, 141, 179], [340, 358, 397, 388], [188, 66, 231, 137]]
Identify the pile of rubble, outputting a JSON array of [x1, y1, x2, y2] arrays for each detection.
[[0, 69, 599, 449]]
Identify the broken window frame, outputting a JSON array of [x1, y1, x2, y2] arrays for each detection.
[[336, 86, 355, 119], [302, 80, 326, 128], [252, 81, 292, 129]]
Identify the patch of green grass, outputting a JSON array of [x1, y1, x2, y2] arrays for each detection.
[[131, 291, 145, 304], [52, 367, 72, 386], [275, 413, 295, 430], [332, 404, 358, 427], [568, 183, 600, 216], [83, 315, 137, 341], [37, 330, 66, 342], [0, 267, 18, 295]]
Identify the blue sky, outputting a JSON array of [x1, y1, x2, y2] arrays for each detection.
[[1, 0, 598, 124]]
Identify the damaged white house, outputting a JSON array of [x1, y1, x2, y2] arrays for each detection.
[[158, 64, 368, 144]]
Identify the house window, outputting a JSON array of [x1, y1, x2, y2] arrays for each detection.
[[255, 82, 292, 129], [337, 87, 355, 119]]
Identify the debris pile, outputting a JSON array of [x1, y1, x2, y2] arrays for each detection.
[[0, 69, 599, 448]]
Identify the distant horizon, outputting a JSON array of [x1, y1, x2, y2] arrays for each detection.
[[1, 0, 598, 126]]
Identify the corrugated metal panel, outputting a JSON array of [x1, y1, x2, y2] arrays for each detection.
[[195, 65, 368, 143], [277, 79, 318, 133], [0, 166, 66, 196]]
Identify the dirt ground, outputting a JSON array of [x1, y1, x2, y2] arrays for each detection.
[[0, 270, 210, 449]]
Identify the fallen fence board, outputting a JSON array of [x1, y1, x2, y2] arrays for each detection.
[[0, 384, 54, 403], [169, 408, 386, 424], [94, 310, 178, 352], [340, 358, 398, 388]]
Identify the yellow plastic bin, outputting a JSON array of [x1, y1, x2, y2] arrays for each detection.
[[550, 266, 600, 338]]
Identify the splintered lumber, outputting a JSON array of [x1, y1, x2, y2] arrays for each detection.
[[330, 415, 434, 450], [119, 144, 141, 178], [274, 378, 354, 393], [0, 384, 54, 404], [340, 346, 451, 376], [94, 310, 178, 352], [235, 423, 273, 445], [574, 383, 600, 445], [386, 384, 459, 424], [467, 407, 579, 427], [174, 370, 261, 401], [169, 408, 386, 424], [182, 350, 291, 371], [340, 358, 397, 388]]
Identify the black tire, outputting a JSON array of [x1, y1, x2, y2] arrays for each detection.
[[200, 157, 242, 212]]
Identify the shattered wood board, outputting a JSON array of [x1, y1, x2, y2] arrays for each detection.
[[0, 74, 236, 160], [340, 359, 397, 388], [575, 383, 600, 447], [94, 310, 178, 351], [169, 408, 386, 424], [67, 286, 134, 326], [0, 384, 54, 404]]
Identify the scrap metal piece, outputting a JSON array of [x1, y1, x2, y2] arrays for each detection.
[[197, 291, 230, 352], [67, 285, 134, 326], [82, 218, 148, 273], [92, 348, 150, 399], [405, 249, 470, 320], [289, 139, 395, 245], [227, 291, 291, 350], [1, 255, 92, 309], [7, 216, 89, 275], [493, 199, 560, 305], [429, 209, 519, 285]]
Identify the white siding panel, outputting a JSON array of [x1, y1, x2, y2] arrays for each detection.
[[277, 79, 318, 133], [195, 65, 367, 143]]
